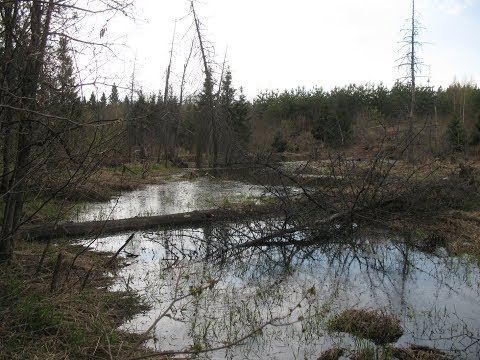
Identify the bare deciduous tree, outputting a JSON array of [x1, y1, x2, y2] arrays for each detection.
[[0, 0, 133, 261]]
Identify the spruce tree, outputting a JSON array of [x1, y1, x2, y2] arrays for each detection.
[[100, 92, 107, 107], [232, 88, 251, 146], [53, 37, 80, 117], [89, 92, 96, 107], [109, 83, 119, 104]]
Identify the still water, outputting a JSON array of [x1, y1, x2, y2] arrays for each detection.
[[72, 178, 269, 221], [77, 179, 480, 359]]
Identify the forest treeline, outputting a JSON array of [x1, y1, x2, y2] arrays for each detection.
[[86, 77, 480, 163]]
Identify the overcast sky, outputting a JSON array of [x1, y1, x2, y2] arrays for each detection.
[[84, 0, 480, 100]]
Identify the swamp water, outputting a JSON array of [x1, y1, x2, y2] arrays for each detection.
[[71, 178, 271, 221], [76, 178, 480, 359]]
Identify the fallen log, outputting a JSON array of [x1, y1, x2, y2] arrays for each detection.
[[21, 206, 274, 240]]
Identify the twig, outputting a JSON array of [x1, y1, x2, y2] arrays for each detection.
[[104, 232, 135, 266]]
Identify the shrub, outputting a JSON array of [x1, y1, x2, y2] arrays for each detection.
[[271, 131, 287, 152]]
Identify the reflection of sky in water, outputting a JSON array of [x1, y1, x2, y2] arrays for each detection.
[[82, 228, 480, 359], [71, 178, 269, 221]]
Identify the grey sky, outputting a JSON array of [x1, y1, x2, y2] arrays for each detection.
[[81, 0, 480, 100]]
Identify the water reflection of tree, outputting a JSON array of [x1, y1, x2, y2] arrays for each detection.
[[149, 224, 480, 358]]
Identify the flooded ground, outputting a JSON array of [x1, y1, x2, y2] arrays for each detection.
[[76, 178, 480, 359], [72, 178, 269, 222]]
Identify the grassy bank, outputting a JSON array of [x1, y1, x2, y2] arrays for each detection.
[[0, 239, 155, 360], [0, 162, 186, 359], [7, 161, 185, 225]]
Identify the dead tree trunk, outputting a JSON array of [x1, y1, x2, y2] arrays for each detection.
[[128, 62, 136, 162], [162, 21, 177, 165], [179, 38, 194, 106], [407, 0, 416, 164], [191, 0, 217, 168]]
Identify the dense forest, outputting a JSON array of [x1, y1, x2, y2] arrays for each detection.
[[72, 73, 480, 165]]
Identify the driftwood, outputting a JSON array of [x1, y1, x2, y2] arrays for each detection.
[[21, 206, 273, 240]]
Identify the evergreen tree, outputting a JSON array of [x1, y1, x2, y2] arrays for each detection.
[[272, 131, 287, 152], [218, 69, 251, 162], [52, 37, 80, 117], [100, 92, 107, 107], [109, 83, 119, 104], [448, 114, 465, 152], [220, 69, 235, 107], [56, 38, 76, 95], [178, 102, 196, 152], [195, 75, 214, 162], [311, 100, 337, 144], [89, 92, 96, 107], [232, 88, 251, 146], [470, 113, 480, 145]]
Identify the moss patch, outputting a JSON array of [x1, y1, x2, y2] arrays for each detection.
[[326, 309, 403, 345]]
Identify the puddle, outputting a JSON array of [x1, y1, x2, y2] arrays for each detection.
[[82, 225, 480, 359]]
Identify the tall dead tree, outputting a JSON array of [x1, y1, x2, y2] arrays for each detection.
[[127, 60, 136, 161], [164, 21, 176, 105], [191, 0, 217, 168], [407, 0, 416, 163], [399, 0, 422, 163], [179, 38, 195, 106], [160, 21, 178, 165]]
